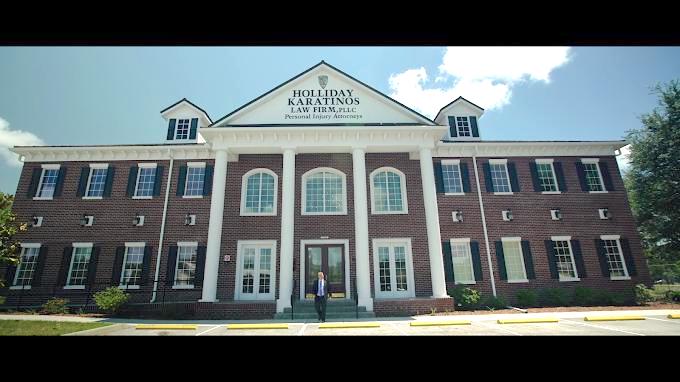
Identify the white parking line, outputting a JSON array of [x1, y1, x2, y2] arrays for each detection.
[[646, 317, 680, 325], [561, 319, 644, 336], [297, 323, 308, 336], [477, 321, 522, 336], [196, 325, 222, 336]]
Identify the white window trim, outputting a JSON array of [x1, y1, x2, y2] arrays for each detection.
[[489, 159, 513, 195], [173, 241, 198, 289], [182, 162, 207, 199], [234, 240, 278, 301], [240, 168, 279, 216], [441, 159, 465, 196], [449, 238, 476, 285], [82, 163, 109, 200], [118, 242, 145, 289], [535, 159, 561, 194], [581, 158, 608, 194], [133, 163, 158, 200], [369, 167, 409, 215], [10, 243, 42, 289], [550, 236, 580, 282], [301, 167, 348, 215], [455, 116, 472, 138], [501, 237, 528, 283], [371, 238, 416, 299], [298, 239, 351, 300], [174, 118, 192, 141], [64, 242, 93, 289], [600, 235, 630, 280], [33, 164, 61, 200]]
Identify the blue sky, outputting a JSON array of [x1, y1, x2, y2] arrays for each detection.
[[1, 47, 678, 194]]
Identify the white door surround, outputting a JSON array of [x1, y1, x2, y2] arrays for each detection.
[[299, 239, 351, 301]]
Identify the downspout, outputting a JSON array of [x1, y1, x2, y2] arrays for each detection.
[[472, 146, 497, 297], [151, 149, 174, 302]]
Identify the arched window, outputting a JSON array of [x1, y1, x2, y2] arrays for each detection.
[[370, 167, 408, 214], [240, 169, 278, 216], [302, 168, 347, 215]]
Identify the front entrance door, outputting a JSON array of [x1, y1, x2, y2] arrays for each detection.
[[305, 244, 345, 299]]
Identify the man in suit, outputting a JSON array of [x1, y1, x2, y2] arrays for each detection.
[[311, 271, 329, 322]]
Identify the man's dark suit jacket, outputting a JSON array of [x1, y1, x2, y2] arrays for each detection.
[[311, 278, 330, 298]]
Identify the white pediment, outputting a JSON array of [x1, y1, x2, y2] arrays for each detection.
[[211, 62, 436, 127]]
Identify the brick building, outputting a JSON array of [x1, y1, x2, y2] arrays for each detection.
[[1, 61, 649, 318]]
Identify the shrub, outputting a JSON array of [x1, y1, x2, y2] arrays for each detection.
[[539, 288, 570, 307], [480, 295, 507, 310], [572, 287, 596, 306], [610, 292, 627, 306], [449, 287, 481, 310], [93, 287, 129, 314], [665, 290, 680, 302], [515, 289, 538, 308], [0, 296, 5, 305], [42, 298, 69, 314], [633, 284, 654, 305]]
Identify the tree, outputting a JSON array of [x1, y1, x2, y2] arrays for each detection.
[[0, 192, 27, 287], [624, 80, 680, 281]]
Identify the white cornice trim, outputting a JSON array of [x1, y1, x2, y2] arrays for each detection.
[[433, 141, 627, 158], [10, 144, 232, 163]]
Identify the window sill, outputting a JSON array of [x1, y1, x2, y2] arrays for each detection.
[[182, 195, 204, 199], [64, 285, 85, 290], [240, 211, 277, 217], [10, 285, 31, 290], [493, 192, 514, 196], [588, 190, 608, 194], [454, 281, 476, 285], [371, 210, 409, 215], [118, 285, 140, 290], [82, 196, 103, 200], [132, 196, 153, 200], [444, 192, 465, 196], [507, 279, 529, 283], [559, 277, 580, 282], [610, 276, 631, 281], [172, 285, 195, 289], [541, 191, 561, 195], [302, 211, 348, 216], [32, 197, 54, 201]]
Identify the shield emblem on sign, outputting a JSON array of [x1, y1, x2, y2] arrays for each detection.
[[318, 75, 328, 89]]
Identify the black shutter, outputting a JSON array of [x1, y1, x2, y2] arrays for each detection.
[[189, 118, 198, 140], [596, 239, 610, 277], [571, 240, 587, 278], [471, 241, 483, 281], [126, 166, 138, 197], [483, 162, 494, 192], [103, 167, 115, 197], [508, 162, 520, 192], [111, 247, 125, 285], [545, 240, 559, 279], [447, 116, 457, 138], [27, 168, 42, 198], [77, 167, 89, 197], [32, 246, 48, 287], [87, 247, 100, 286], [470, 116, 479, 137], [460, 163, 471, 193], [167, 119, 176, 140], [495, 241, 507, 280], [153, 165, 164, 197], [620, 238, 637, 276], [529, 161, 541, 192], [194, 246, 207, 288], [4, 264, 17, 287], [521, 241, 535, 279], [140, 246, 153, 285], [434, 162, 445, 193], [167, 246, 178, 286], [53, 167, 67, 197], [576, 162, 588, 191], [600, 162, 615, 191], [441, 240, 454, 283], [203, 165, 213, 196], [58, 246, 73, 286], [554, 162, 567, 192], [176, 165, 188, 196]]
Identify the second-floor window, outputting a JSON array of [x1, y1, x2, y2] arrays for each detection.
[[489, 161, 512, 193], [241, 169, 277, 215], [135, 165, 157, 198], [583, 161, 605, 192], [370, 168, 407, 214], [36, 166, 60, 198], [303, 168, 347, 215], [441, 160, 464, 194], [86, 165, 109, 197], [184, 163, 206, 197], [536, 160, 558, 192]]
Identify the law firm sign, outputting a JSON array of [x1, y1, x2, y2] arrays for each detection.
[[285, 76, 363, 122]]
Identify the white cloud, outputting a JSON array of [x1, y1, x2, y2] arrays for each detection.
[[0, 117, 44, 166], [388, 47, 571, 118], [617, 144, 631, 171]]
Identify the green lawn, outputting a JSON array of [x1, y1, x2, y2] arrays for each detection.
[[0, 320, 111, 336], [651, 284, 680, 299]]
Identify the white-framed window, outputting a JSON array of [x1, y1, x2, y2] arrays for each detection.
[[11, 243, 41, 289], [120, 242, 145, 289], [241, 169, 278, 216], [456, 116, 471, 137], [450, 238, 475, 284], [34, 164, 61, 199], [581, 158, 606, 193], [65, 243, 93, 289], [372, 238, 415, 299], [489, 159, 512, 194], [134, 163, 157, 199], [183, 162, 206, 198], [302, 168, 347, 215], [370, 167, 408, 214], [502, 237, 528, 283], [601, 235, 629, 280], [173, 242, 198, 288], [84, 163, 109, 199], [175, 118, 191, 140], [235, 240, 277, 300], [535, 159, 559, 193], [442, 159, 464, 195], [551, 236, 579, 281]]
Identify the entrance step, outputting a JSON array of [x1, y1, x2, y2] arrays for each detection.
[[274, 311, 376, 320], [274, 299, 376, 320]]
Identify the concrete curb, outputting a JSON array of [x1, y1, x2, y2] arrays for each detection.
[[64, 324, 125, 336]]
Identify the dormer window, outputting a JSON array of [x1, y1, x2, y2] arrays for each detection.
[[175, 119, 191, 140], [455, 117, 471, 137], [447, 115, 479, 139], [166, 117, 199, 141]]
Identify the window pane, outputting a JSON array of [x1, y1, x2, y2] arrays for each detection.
[[86, 168, 108, 197], [37, 169, 59, 198], [603, 240, 626, 277], [456, 117, 471, 137], [536, 163, 557, 192], [121, 246, 144, 286], [307, 247, 322, 288], [241, 248, 255, 293], [245, 172, 275, 213], [185, 166, 205, 196], [502, 241, 526, 281], [14, 247, 40, 287], [175, 119, 190, 140], [584, 163, 604, 191], [393, 246, 408, 292], [305, 171, 344, 213], [68, 247, 92, 286], [442, 163, 463, 193], [135, 167, 156, 197], [328, 247, 343, 284], [451, 242, 474, 283], [373, 170, 404, 212], [258, 248, 271, 294], [490, 164, 511, 192], [553, 240, 576, 278], [378, 247, 391, 292], [175, 245, 197, 286]]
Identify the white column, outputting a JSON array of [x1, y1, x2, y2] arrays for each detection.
[[352, 147, 373, 311], [200, 149, 228, 302], [419, 147, 448, 298], [277, 148, 296, 313]]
